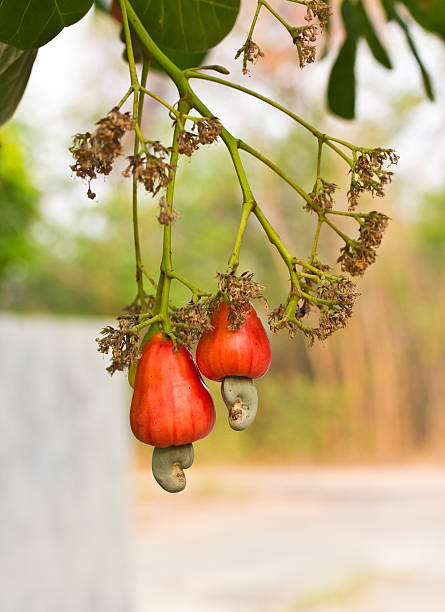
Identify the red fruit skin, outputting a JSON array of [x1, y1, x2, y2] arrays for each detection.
[[196, 302, 271, 382], [111, 1, 123, 23], [130, 333, 216, 448]]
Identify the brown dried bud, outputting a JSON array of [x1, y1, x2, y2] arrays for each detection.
[[293, 25, 318, 68], [123, 141, 174, 196], [217, 271, 265, 330], [157, 196, 177, 225], [235, 40, 264, 75], [70, 108, 134, 199]]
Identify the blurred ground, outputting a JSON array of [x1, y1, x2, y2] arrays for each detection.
[[133, 466, 445, 612]]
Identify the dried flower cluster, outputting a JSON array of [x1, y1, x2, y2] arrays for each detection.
[[348, 148, 399, 209], [338, 245, 375, 276], [338, 212, 389, 276], [96, 316, 140, 375], [235, 40, 264, 75], [171, 302, 214, 347], [359, 212, 390, 248], [308, 179, 337, 211], [123, 141, 174, 196], [177, 117, 222, 156], [305, 0, 332, 28], [293, 25, 318, 68], [157, 196, 177, 225], [268, 275, 359, 343], [70, 108, 134, 199], [96, 296, 157, 374], [217, 271, 265, 330], [317, 279, 359, 339]]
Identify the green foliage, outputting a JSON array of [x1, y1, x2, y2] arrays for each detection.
[[327, 0, 437, 117], [327, 0, 359, 120], [388, 4, 435, 101], [0, 0, 94, 49], [131, 0, 240, 53], [356, 0, 392, 69], [0, 126, 39, 280], [401, 0, 445, 41], [151, 48, 207, 71], [0, 43, 37, 127]]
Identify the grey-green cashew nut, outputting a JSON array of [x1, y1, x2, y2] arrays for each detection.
[[152, 443, 194, 493], [221, 376, 258, 431]]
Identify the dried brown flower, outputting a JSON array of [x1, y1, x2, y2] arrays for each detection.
[[317, 279, 359, 338], [337, 211, 389, 276], [359, 212, 389, 248], [268, 275, 358, 342], [177, 130, 200, 157], [177, 117, 222, 157], [196, 117, 223, 145], [348, 148, 399, 209], [235, 40, 264, 75], [157, 196, 177, 225], [338, 244, 376, 276], [171, 302, 214, 347], [308, 179, 337, 211], [305, 0, 332, 28], [217, 271, 265, 330], [96, 315, 139, 375], [123, 141, 173, 196], [70, 108, 134, 199], [293, 25, 318, 68]]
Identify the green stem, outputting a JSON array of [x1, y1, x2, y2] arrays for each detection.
[[159, 99, 191, 332], [309, 217, 323, 265], [131, 313, 163, 334], [119, 0, 139, 88], [120, 2, 150, 312], [131, 59, 150, 312], [246, 1, 263, 41], [237, 139, 317, 211], [117, 87, 133, 109], [228, 200, 256, 271], [124, 0, 186, 92], [185, 71, 354, 166], [259, 0, 294, 33], [168, 272, 211, 301]]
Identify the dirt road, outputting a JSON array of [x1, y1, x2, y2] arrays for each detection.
[[133, 467, 445, 612]]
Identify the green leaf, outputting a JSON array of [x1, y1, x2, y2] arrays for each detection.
[[392, 8, 435, 100], [327, 0, 360, 119], [381, 0, 396, 20], [340, 0, 363, 37], [0, 43, 37, 127], [400, 0, 445, 41], [0, 1, 94, 49], [131, 0, 240, 53], [327, 36, 357, 119], [154, 47, 207, 70], [356, 0, 392, 69]]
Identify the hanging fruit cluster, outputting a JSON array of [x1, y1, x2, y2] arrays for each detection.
[[128, 300, 270, 492], [67, 1, 399, 492]]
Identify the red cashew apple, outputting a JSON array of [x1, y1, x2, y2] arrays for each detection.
[[196, 301, 271, 381], [130, 332, 216, 492], [196, 301, 271, 430], [131, 332, 215, 447]]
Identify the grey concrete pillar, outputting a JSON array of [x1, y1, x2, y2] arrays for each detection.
[[0, 315, 131, 612]]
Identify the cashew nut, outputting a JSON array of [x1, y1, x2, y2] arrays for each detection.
[[221, 376, 258, 431], [152, 444, 194, 493]]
